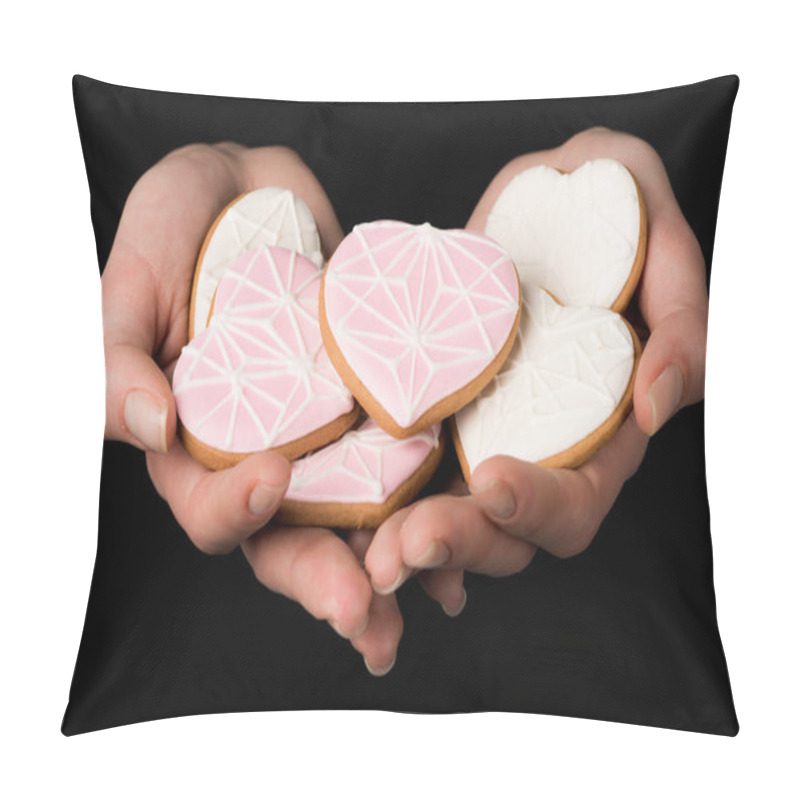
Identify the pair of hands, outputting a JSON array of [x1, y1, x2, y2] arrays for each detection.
[[101, 129, 708, 675]]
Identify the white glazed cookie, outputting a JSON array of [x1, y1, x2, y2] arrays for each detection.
[[485, 159, 646, 311], [452, 287, 640, 478], [189, 186, 323, 338], [277, 419, 445, 528], [174, 246, 357, 470]]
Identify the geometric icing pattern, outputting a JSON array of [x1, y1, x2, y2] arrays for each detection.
[[192, 187, 322, 334], [454, 287, 635, 468], [323, 221, 520, 428], [174, 247, 353, 453], [485, 159, 641, 308], [285, 419, 441, 505]]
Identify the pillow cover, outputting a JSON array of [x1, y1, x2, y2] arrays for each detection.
[[64, 74, 739, 735]]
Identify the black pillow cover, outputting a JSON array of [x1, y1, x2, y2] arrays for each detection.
[[64, 74, 739, 736]]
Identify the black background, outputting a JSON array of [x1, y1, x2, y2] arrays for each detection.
[[63, 75, 739, 735]]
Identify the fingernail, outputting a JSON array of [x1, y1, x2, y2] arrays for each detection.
[[373, 564, 411, 596], [124, 389, 168, 453], [470, 478, 516, 519], [364, 653, 396, 677], [248, 483, 281, 517], [648, 364, 684, 435], [442, 588, 467, 618]]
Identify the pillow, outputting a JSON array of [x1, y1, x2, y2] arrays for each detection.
[[64, 74, 739, 735]]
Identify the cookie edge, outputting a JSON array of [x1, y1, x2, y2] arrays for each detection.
[[178, 404, 360, 471], [274, 427, 447, 528], [451, 318, 642, 482], [188, 191, 250, 341]]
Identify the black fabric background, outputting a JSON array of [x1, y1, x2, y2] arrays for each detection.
[[64, 75, 739, 735]]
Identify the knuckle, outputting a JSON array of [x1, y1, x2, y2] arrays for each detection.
[[212, 140, 244, 156], [265, 144, 303, 163], [411, 498, 452, 538], [167, 142, 218, 163], [575, 124, 612, 140], [561, 125, 612, 152]]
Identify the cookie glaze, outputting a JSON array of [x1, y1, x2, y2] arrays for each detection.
[[485, 159, 643, 309], [191, 187, 322, 335], [174, 246, 353, 454], [322, 221, 520, 432], [453, 287, 635, 471], [285, 419, 441, 505]]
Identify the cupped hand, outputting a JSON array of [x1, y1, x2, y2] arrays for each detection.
[[102, 142, 460, 673], [103, 142, 342, 552], [366, 126, 708, 590]]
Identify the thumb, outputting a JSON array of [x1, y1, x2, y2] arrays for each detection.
[[633, 306, 707, 436], [104, 340, 176, 453]]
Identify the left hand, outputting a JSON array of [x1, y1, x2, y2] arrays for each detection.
[[365, 126, 707, 590]]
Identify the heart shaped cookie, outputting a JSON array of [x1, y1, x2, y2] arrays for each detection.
[[174, 246, 357, 470], [277, 419, 444, 528], [321, 221, 521, 438], [189, 187, 323, 338], [485, 159, 646, 311], [452, 287, 640, 477]]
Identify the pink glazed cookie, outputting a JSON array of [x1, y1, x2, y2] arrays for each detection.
[[320, 221, 521, 439], [173, 246, 358, 470], [277, 419, 444, 528]]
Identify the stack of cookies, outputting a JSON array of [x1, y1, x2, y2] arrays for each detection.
[[173, 159, 647, 528]]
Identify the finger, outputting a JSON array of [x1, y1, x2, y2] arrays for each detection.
[[349, 591, 404, 677], [341, 529, 403, 675], [632, 207, 707, 434], [364, 515, 467, 615], [417, 569, 467, 618], [364, 506, 416, 595], [368, 495, 535, 591], [146, 444, 291, 555], [242, 526, 372, 639], [469, 415, 648, 557], [400, 495, 536, 574]]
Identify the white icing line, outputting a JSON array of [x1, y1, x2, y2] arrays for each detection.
[[175, 246, 353, 454]]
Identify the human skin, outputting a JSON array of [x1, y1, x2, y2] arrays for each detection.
[[101, 142, 463, 676], [364, 126, 709, 594], [103, 129, 707, 675]]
